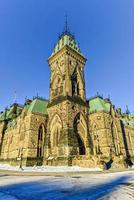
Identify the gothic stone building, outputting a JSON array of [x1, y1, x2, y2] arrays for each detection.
[[0, 29, 134, 169]]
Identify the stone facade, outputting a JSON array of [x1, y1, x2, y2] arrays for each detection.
[[0, 28, 134, 169]]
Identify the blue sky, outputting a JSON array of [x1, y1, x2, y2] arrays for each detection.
[[0, 0, 134, 113]]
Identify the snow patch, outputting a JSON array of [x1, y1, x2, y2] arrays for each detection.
[[0, 164, 102, 172]]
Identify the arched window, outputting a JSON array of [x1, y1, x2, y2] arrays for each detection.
[[77, 83, 79, 95], [19, 123, 26, 141], [53, 128, 59, 147], [111, 122, 120, 156], [93, 132, 101, 155], [52, 75, 63, 96], [50, 115, 62, 144], [37, 125, 45, 158], [91, 123, 101, 155], [71, 68, 79, 96]]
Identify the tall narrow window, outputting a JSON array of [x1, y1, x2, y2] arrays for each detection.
[[71, 69, 78, 96], [77, 83, 79, 95], [111, 122, 120, 156], [37, 125, 44, 158]]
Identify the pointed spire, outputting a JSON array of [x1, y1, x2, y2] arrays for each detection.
[[13, 90, 17, 103], [59, 13, 75, 39], [25, 96, 27, 102], [108, 94, 111, 100], [126, 105, 130, 114], [64, 12, 69, 34]]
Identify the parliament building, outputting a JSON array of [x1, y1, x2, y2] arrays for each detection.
[[0, 25, 134, 169]]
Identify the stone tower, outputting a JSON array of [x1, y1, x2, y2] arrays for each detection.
[[46, 22, 91, 165]]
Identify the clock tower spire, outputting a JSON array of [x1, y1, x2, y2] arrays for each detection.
[[45, 22, 91, 165], [64, 13, 69, 34]]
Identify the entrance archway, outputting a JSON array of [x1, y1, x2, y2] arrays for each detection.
[[73, 113, 87, 155], [77, 134, 85, 155]]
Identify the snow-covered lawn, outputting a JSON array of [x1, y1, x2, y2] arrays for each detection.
[[0, 164, 102, 172], [0, 170, 134, 199]]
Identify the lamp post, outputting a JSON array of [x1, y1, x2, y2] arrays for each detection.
[[20, 147, 23, 170]]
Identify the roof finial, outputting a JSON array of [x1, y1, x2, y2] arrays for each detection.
[[14, 90, 17, 103], [58, 13, 75, 40], [108, 94, 111, 100], [64, 12, 69, 34], [25, 96, 27, 102], [126, 105, 130, 114]]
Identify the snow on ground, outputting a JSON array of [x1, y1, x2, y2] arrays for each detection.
[[0, 164, 102, 172], [0, 170, 134, 199]]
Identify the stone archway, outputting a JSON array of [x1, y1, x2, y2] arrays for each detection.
[[73, 112, 87, 155]]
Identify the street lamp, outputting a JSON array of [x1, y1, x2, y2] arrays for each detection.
[[19, 147, 23, 170]]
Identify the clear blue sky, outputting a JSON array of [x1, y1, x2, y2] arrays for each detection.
[[0, 0, 134, 113]]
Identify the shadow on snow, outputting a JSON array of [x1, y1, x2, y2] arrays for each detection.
[[0, 174, 132, 200]]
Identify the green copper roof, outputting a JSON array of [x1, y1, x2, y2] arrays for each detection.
[[89, 96, 111, 113], [0, 98, 48, 123], [51, 34, 84, 57], [0, 111, 6, 121], [6, 106, 14, 120], [121, 115, 134, 129], [0, 106, 14, 121], [28, 98, 48, 115], [0, 104, 23, 122], [24, 103, 31, 111], [105, 102, 111, 112]]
